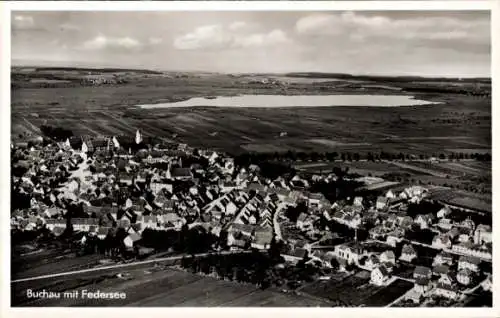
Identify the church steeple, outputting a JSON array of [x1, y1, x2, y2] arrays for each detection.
[[135, 129, 142, 145]]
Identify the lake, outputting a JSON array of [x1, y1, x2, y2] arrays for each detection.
[[137, 94, 438, 109]]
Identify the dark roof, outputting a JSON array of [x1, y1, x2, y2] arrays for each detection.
[[459, 255, 481, 265], [171, 168, 191, 178], [415, 277, 430, 286], [414, 266, 431, 276], [433, 265, 450, 275], [376, 265, 389, 276], [402, 244, 416, 255]]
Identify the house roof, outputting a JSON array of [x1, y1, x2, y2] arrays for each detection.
[[171, 168, 191, 178], [376, 265, 389, 276], [457, 268, 473, 277], [97, 227, 111, 236], [70, 218, 99, 225], [376, 196, 389, 204], [382, 250, 395, 259], [459, 255, 481, 265], [402, 244, 416, 255], [433, 264, 450, 275], [127, 233, 141, 242], [415, 277, 430, 286], [253, 230, 273, 245], [414, 266, 431, 276]]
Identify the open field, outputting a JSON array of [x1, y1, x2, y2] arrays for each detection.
[[11, 68, 490, 158], [300, 270, 413, 307], [12, 266, 332, 307]]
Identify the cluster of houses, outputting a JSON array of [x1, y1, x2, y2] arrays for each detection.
[[11, 131, 492, 306], [11, 131, 328, 253]]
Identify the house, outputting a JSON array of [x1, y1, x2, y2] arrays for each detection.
[[376, 196, 389, 210], [97, 227, 110, 240], [45, 219, 67, 231], [433, 252, 454, 267], [414, 277, 432, 295], [123, 233, 141, 250], [385, 190, 396, 199], [297, 213, 314, 231], [432, 264, 450, 277], [334, 243, 367, 265], [251, 229, 273, 250], [438, 218, 453, 231], [414, 214, 433, 230], [413, 266, 432, 280], [386, 230, 404, 247], [380, 250, 396, 265], [474, 224, 492, 244], [370, 265, 390, 286], [458, 255, 481, 272], [456, 269, 474, 286], [399, 244, 417, 263], [432, 234, 452, 249], [433, 283, 459, 300], [53, 226, 66, 237], [353, 196, 363, 207], [437, 206, 452, 219], [71, 218, 99, 232], [160, 213, 185, 230], [452, 241, 491, 260], [364, 255, 380, 270], [282, 247, 308, 264], [171, 168, 192, 181]]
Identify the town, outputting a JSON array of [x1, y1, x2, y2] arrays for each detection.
[[11, 129, 492, 307]]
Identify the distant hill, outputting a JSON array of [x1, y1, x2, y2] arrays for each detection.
[[13, 66, 163, 75], [285, 72, 491, 84]]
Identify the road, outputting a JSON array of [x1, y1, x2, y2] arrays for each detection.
[[12, 250, 251, 284]]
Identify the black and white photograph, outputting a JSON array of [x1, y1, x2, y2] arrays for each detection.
[[5, 1, 495, 311]]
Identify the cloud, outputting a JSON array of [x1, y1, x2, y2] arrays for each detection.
[[149, 37, 163, 45], [82, 35, 142, 51], [295, 11, 489, 44], [174, 25, 233, 50], [229, 21, 250, 31], [174, 22, 291, 51], [233, 29, 291, 48], [12, 15, 35, 30], [59, 23, 81, 32]]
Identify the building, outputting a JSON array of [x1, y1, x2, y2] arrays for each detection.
[[433, 252, 454, 267], [334, 243, 367, 265], [413, 266, 432, 280], [71, 218, 99, 232], [399, 244, 417, 263], [380, 250, 396, 265], [123, 233, 141, 250], [456, 269, 474, 286], [376, 196, 389, 210], [474, 224, 492, 244], [458, 255, 481, 272], [251, 229, 273, 250], [433, 283, 459, 300], [432, 234, 452, 249], [370, 265, 390, 286], [414, 277, 432, 295], [282, 247, 308, 265], [452, 241, 492, 260]]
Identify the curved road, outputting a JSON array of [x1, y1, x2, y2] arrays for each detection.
[[12, 250, 251, 284]]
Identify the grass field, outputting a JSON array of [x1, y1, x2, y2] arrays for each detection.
[[300, 270, 413, 307], [11, 69, 491, 158], [12, 266, 332, 307]]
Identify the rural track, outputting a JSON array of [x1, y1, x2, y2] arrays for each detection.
[[11, 250, 252, 284]]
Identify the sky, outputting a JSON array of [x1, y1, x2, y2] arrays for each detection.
[[11, 11, 491, 77]]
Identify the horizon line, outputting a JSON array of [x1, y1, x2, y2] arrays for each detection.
[[10, 61, 491, 80]]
